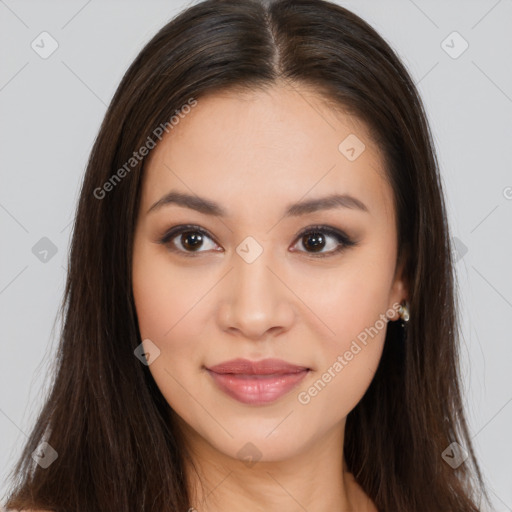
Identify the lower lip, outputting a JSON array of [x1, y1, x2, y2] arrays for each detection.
[[207, 369, 309, 405]]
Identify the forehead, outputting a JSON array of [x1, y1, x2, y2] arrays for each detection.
[[141, 84, 393, 222]]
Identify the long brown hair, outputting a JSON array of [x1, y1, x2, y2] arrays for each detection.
[[3, 0, 491, 510]]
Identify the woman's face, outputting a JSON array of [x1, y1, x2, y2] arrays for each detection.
[[132, 83, 407, 463]]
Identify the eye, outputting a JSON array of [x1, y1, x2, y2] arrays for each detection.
[[291, 225, 357, 257], [158, 223, 357, 258], [158, 224, 220, 257]]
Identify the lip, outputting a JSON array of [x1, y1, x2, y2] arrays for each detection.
[[206, 358, 310, 405]]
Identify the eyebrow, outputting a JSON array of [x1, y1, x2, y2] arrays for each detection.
[[146, 190, 369, 217]]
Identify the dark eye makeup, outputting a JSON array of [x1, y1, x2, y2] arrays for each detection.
[[157, 223, 358, 259]]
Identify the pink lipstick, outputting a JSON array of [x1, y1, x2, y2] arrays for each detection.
[[206, 358, 310, 405]]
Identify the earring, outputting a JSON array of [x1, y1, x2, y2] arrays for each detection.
[[397, 300, 410, 323]]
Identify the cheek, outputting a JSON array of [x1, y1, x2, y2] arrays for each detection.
[[132, 249, 210, 424], [321, 273, 392, 348], [133, 243, 205, 342], [133, 256, 203, 424], [294, 253, 395, 351], [294, 283, 390, 426], [292, 248, 395, 413], [132, 244, 212, 394]]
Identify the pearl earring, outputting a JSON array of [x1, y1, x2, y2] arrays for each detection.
[[397, 300, 410, 323]]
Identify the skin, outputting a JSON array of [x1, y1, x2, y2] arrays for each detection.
[[132, 82, 408, 512]]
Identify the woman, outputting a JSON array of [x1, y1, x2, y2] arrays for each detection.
[[3, 0, 491, 510]]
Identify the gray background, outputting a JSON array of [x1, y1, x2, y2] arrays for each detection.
[[1, 0, 511, 509]]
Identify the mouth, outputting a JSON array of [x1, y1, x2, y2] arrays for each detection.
[[205, 358, 311, 406]]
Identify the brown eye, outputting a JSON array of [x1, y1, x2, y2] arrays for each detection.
[[179, 231, 205, 251], [159, 224, 357, 258], [159, 225, 219, 255], [291, 225, 357, 257], [301, 231, 327, 252]]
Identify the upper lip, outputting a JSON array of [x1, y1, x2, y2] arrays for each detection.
[[206, 358, 310, 375]]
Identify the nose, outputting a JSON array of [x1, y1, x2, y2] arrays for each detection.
[[216, 249, 296, 341]]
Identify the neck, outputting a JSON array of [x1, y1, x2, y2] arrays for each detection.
[[180, 419, 371, 512]]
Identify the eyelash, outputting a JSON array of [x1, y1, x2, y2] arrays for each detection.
[[157, 223, 357, 258]]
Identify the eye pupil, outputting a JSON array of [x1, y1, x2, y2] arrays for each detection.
[[303, 232, 325, 252], [181, 231, 203, 251], [161, 225, 349, 257]]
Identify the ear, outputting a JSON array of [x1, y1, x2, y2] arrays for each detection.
[[387, 255, 409, 321]]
